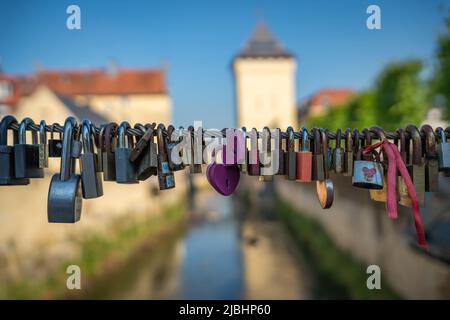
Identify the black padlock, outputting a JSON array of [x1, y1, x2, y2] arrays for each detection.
[[14, 117, 44, 179], [48, 123, 63, 158], [0, 115, 30, 186], [115, 121, 139, 184], [166, 124, 185, 171], [39, 120, 49, 168], [102, 122, 118, 181], [134, 123, 158, 181], [157, 124, 175, 190], [286, 126, 297, 180], [48, 117, 83, 223], [80, 119, 103, 199]]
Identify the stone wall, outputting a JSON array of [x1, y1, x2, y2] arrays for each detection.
[[276, 175, 450, 299]]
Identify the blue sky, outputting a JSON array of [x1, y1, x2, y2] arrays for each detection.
[[0, 0, 448, 128]]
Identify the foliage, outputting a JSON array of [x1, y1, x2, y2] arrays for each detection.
[[374, 60, 427, 130], [308, 60, 428, 132], [431, 18, 450, 118]]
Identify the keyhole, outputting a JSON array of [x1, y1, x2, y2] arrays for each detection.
[[226, 178, 230, 189]]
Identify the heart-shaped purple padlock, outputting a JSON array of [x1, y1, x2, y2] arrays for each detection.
[[206, 162, 240, 196]]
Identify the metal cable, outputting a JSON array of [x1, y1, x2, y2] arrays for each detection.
[[5, 119, 450, 141]]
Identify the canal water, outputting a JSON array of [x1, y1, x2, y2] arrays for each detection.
[[90, 189, 309, 299]]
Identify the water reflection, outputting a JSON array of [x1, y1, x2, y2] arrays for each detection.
[[176, 194, 243, 299]]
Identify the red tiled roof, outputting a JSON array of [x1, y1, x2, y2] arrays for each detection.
[[0, 75, 31, 106], [309, 88, 354, 107], [35, 68, 166, 95]]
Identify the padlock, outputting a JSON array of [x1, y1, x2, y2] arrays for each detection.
[[96, 125, 106, 173], [133, 123, 158, 180], [115, 121, 139, 184], [369, 126, 389, 202], [259, 127, 273, 182], [437, 127, 450, 171], [238, 127, 248, 174], [352, 129, 384, 190], [274, 128, 285, 175], [80, 119, 103, 199], [48, 117, 83, 223], [285, 126, 297, 180], [333, 128, 344, 174], [296, 127, 312, 182], [48, 123, 63, 158], [247, 128, 260, 176], [166, 124, 185, 171], [102, 122, 118, 181], [0, 115, 30, 186], [395, 128, 407, 164], [39, 120, 49, 168], [421, 124, 439, 192], [14, 117, 44, 179], [157, 124, 175, 190], [316, 129, 334, 209], [399, 125, 425, 207], [188, 126, 202, 174], [343, 128, 353, 177], [311, 128, 324, 181]]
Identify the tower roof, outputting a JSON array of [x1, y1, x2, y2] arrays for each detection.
[[237, 22, 293, 59]]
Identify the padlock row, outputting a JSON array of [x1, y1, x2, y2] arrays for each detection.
[[1, 116, 448, 246]]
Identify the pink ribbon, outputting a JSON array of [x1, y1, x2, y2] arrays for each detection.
[[364, 140, 426, 247]]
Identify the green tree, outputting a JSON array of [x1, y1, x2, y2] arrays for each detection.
[[431, 19, 450, 118], [347, 91, 376, 130], [374, 60, 427, 130]]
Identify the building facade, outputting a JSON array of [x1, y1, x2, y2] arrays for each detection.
[[233, 23, 297, 129]]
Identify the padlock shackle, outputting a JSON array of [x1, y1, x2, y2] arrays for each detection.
[[81, 119, 95, 154], [18, 117, 38, 145], [362, 128, 372, 147], [157, 124, 167, 155], [50, 123, 61, 139], [312, 128, 322, 156], [103, 122, 118, 154], [344, 128, 352, 152], [60, 117, 77, 181], [118, 121, 131, 149], [0, 115, 19, 146], [353, 128, 361, 159], [262, 126, 271, 154], [320, 129, 330, 179], [406, 125, 422, 166], [301, 127, 309, 152], [370, 126, 387, 141], [335, 128, 342, 148], [39, 120, 47, 146], [420, 124, 438, 157], [286, 126, 295, 152]]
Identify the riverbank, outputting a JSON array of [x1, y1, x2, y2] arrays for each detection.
[[276, 196, 400, 299], [2, 200, 187, 299]]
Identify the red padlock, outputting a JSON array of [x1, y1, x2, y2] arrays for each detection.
[[296, 127, 312, 182]]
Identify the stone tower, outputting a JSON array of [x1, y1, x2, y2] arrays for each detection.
[[233, 22, 297, 129]]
